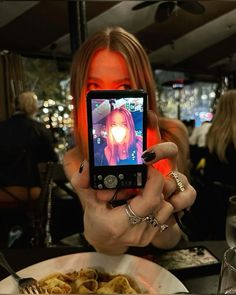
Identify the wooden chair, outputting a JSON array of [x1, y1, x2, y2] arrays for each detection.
[[0, 162, 54, 248]]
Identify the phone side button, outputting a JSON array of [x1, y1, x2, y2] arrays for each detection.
[[137, 172, 142, 186]]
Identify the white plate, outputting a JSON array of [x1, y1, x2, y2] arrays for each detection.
[[0, 252, 188, 294]]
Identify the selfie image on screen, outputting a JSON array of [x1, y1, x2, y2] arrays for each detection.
[[91, 97, 144, 166]]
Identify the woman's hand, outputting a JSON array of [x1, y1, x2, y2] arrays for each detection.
[[141, 145, 196, 212], [65, 110, 196, 254], [71, 160, 171, 254], [141, 144, 196, 248], [70, 140, 194, 254]]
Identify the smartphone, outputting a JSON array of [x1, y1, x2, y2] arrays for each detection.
[[144, 246, 221, 276], [87, 89, 147, 190]]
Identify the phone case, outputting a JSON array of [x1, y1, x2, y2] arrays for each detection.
[[87, 89, 147, 189], [144, 246, 221, 276]]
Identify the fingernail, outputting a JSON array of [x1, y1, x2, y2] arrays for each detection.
[[141, 150, 156, 162], [79, 161, 84, 173]]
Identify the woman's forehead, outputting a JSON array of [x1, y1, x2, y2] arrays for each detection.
[[111, 111, 125, 120], [89, 49, 129, 78]]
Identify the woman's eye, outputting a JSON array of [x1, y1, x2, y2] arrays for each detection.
[[120, 123, 127, 128], [87, 83, 100, 91], [117, 84, 131, 90], [124, 84, 131, 90]]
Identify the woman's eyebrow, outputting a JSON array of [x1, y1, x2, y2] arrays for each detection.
[[87, 77, 101, 81], [88, 77, 130, 82]]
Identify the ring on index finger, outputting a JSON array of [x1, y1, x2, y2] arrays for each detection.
[[168, 171, 185, 192]]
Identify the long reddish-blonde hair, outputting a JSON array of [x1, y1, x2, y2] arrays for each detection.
[[70, 27, 156, 157], [70, 26, 189, 175]]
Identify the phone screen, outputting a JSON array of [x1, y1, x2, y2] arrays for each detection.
[[89, 94, 145, 167]]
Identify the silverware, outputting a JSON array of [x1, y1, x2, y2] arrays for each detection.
[[0, 252, 42, 294]]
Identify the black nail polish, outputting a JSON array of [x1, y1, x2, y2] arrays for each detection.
[[79, 161, 84, 173], [141, 150, 156, 162]]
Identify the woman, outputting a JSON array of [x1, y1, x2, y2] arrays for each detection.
[[187, 90, 236, 240], [204, 90, 236, 186], [63, 27, 196, 254], [104, 106, 143, 165]]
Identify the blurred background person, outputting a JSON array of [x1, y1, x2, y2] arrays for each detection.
[[189, 120, 212, 169], [0, 90, 58, 247], [204, 90, 236, 189], [182, 119, 195, 137], [189, 120, 212, 148], [187, 90, 236, 240]]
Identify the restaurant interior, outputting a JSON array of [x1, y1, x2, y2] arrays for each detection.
[[0, 1, 236, 294], [1, 1, 236, 141]]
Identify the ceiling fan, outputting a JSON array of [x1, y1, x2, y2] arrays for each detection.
[[132, 1, 205, 22]]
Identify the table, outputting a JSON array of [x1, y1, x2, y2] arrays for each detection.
[[0, 240, 228, 294], [174, 240, 228, 294]]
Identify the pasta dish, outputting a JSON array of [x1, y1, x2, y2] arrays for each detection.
[[38, 267, 144, 294]]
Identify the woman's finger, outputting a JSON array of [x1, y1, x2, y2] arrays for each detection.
[[142, 142, 178, 164], [163, 172, 188, 198], [147, 111, 179, 174], [169, 184, 197, 212], [154, 200, 174, 224], [142, 142, 178, 175], [163, 171, 196, 211], [129, 166, 164, 217]]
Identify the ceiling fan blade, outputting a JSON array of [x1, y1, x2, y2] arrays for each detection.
[[177, 1, 205, 14], [155, 2, 175, 22], [132, 1, 159, 11]]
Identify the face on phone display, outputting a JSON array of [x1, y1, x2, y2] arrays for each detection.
[[87, 90, 147, 189]]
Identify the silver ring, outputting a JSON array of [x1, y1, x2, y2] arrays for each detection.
[[124, 204, 168, 232], [124, 204, 145, 225], [168, 171, 185, 192], [144, 215, 169, 232]]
